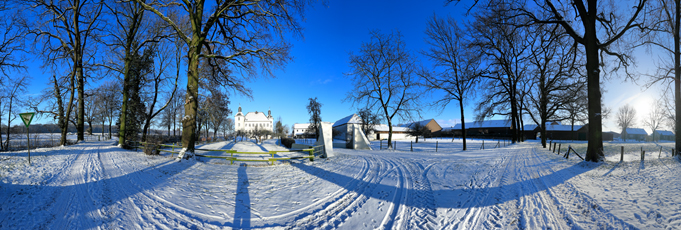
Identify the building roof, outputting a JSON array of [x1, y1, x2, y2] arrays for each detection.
[[523, 124, 538, 131], [546, 124, 582, 131], [625, 128, 648, 135], [244, 111, 271, 122], [451, 119, 512, 130], [293, 123, 310, 129], [374, 124, 410, 132], [400, 119, 431, 128], [654, 130, 674, 136], [333, 114, 363, 127]]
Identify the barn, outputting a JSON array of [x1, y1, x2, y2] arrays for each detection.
[[400, 119, 442, 137], [652, 130, 674, 142], [450, 120, 513, 139]]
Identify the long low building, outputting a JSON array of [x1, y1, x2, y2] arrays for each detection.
[[292, 123, 314, 138], [447, 119, 513, 138], [373, 124, 411, 140]]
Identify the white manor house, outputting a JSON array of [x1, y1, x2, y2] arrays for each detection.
[[235, 105, 274, 132]]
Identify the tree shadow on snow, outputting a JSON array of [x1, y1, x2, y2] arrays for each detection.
[[293, 160, 597, 209], [233, 163, 251, 229], [0, 145, 204, 229]]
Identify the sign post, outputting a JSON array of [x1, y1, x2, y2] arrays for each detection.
[[19, 112, 35, 165]]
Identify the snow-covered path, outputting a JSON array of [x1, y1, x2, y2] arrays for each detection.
[[1, 139, 679, 229]]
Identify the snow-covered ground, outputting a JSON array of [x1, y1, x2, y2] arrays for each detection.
[[1, 138, 679, 229]]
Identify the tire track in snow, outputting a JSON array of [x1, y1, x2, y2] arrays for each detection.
[[290, 156, 384, 229], [527, 147, 638, 229], [0, 146, 81, 229], [35, 144, 104, 229], [440, 153, 511, 230], [400, 161, 438, 230], [103, 148, 213, 229]]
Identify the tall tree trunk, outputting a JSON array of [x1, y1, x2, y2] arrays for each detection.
[[387, 121, 393, 149], [5, 97, 13, 150], [540, 82, 548, 148], [459, 99, 467, 151], [181, 39, 201, 154], [673, 0, 681, 158], [119, 48, 132, 147], [510, 86, 518, 143], [585, 8, 604, 161], [75, 51, 85, 141]]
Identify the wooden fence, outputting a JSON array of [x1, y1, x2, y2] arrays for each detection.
[[128, 141, 321, 165]]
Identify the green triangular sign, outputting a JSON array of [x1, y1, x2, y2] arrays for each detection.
[[19, 112, 35, 128]]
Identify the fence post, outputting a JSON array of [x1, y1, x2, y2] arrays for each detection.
[[436, 141, 438, 152], [394, 141, 396, 150], [621, 146, 624, 162], [549, 141, 552, 151], [673, 148, 676, 157], [482, 140, 484, 150], [641, 150, 645, 161], [553, 142, 557, 153], [659, 146, 662, 158], [380, 140, 382, 150], [411, 141, 413, 152], [558, 143, 561, 155]]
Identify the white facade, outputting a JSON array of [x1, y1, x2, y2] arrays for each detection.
[[293, 123, 312, 137], [234, 105, 274, 132]]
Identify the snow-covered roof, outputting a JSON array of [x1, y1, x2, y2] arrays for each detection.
[[374, 124, 410, 132], [625, 128, 648, 135], [333, 114, 362, 127], [523, 124, 538, 131], [244, 111, 270, 122], [293, 123, 310, 129], [400, 119, 432, 128], [451, 119, 511, 130], [654, 130, 674, 136], [546, 124, 582, 131]]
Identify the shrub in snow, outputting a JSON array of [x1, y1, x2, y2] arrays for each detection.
[[281, 138, 295, 148], [143, 136, 163, 155]]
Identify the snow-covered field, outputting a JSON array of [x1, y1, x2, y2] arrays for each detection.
[[1, 138, 679, 229]]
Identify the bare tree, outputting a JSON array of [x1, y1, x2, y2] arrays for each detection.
[[562, 86, 589, 129], [0, 5, 26, 75], [1, 75, 30, 150], [420, 14, 482, 150], [98, 81, 122, 139], [222, 118, 234, 140], [24, 0, 104, 142], [405, 122, 428, 143], [345, 30, 421, 149], [131, 0, 312, 159], [470, 5, 530, 144], [35, 73, 77, 146], [140, 43, 179, 142], [644, 99, 666, 141], [509, 0, 648, 161], [617, 104, 637, 141], [203, 89, 231, 141], [525, 23, 584, 148], [306, 97, 322, 141], [640, 0, 681, 155], [99, 0, 167, 147], [357, 108, 380, 137]]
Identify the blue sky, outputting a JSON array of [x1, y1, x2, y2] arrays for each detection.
[[13, 0, 669, 133]]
